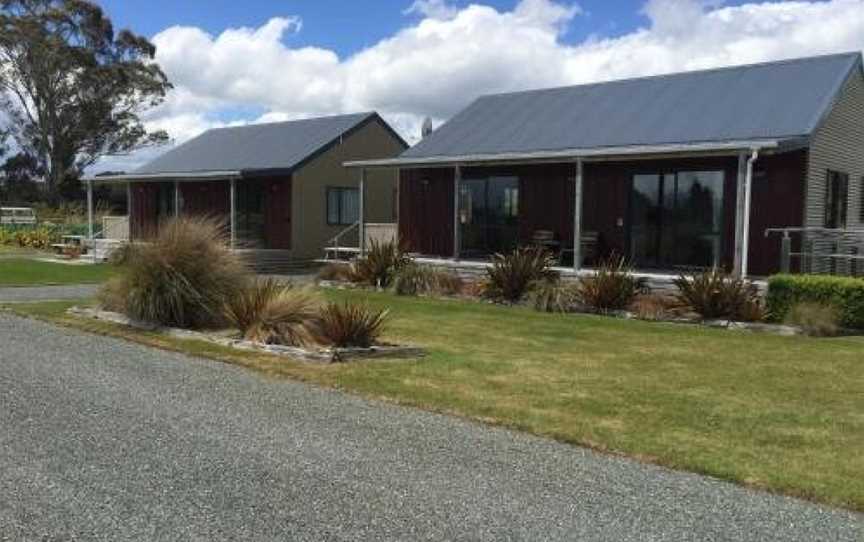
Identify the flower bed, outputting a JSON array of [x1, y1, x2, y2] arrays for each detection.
[[68, 307, 425, 363]]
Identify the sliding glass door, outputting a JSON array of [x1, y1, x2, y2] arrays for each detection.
[[629, 171, 724, 269], [459, 176, 519, 257]]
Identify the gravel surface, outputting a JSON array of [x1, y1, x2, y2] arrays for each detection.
[[0, 284, 99, 302], [0, 313, 861, 541]]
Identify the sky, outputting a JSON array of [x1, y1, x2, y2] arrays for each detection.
[[90, 0, 864, 172]]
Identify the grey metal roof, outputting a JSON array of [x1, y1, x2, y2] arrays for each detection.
[[401, 52, 863, 160], [135, 112, 379, 175]]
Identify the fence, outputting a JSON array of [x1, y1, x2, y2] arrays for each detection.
[[765, 227, 864, 277]]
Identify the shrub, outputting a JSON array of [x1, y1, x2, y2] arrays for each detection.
[[484, 247, 558, 302], [352, 239, 410, 288], [316, 262, 356, 283], [674, 268, 760, 320], [313, 302, 389, 348], [393, 264, 463, 297], [577, 256, 647, 312], [100, 216, 247, 328], [783, 301, 841, 337], [766, 274, 864, 329], [528, 280, 578, 313], [224, 278, 321, 345]]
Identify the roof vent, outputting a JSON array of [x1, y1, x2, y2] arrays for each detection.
[[421, 117, 434, 139]]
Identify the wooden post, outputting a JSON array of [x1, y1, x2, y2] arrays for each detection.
[[86, 179, 94, 241], [780, 233, 792, 273], [126, 182, 133, 241], [733, 152, 747, 276], [453, 165, 461, 259], [359, 168, 366, 257], [174, 180, 180, 217], [229, 178, 236, 249], [573, 158, 583, 271]]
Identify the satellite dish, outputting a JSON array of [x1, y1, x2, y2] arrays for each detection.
[[421, 117, 433, 139]]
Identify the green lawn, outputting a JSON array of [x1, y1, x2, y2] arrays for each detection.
[[6, 290, 863, 511], [0, 258, 113, 286]]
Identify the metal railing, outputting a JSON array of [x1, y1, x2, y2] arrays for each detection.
[[765, 227, 864, 277], [324, 221, 360, 260]]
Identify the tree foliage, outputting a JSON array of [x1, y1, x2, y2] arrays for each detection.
[[0, 0, 172, 192]]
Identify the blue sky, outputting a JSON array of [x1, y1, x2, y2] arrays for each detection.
[[96, 0, 749, 56]]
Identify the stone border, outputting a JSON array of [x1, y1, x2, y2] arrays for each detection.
[[67, 307, 426, 363]]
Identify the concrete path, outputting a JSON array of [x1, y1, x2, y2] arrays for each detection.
[[0, 314, 860, 541], [0, 284, 99, 303]]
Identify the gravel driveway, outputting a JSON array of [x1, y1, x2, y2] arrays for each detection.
[[0, 313, 860, 541], [0, 284, 99, 302]]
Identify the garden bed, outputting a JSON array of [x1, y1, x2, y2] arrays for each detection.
[[68, 307, 426, 363], [317, 279, 811, 336]]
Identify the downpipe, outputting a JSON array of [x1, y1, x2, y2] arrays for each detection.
[[741, 148, 760, 279]]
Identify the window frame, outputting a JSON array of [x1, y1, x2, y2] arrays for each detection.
[[326, 186, 360, 226], [824, 170, 849, 229]]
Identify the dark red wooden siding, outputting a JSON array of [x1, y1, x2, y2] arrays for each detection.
[[129, 182, 160, 239], [399, 168, 455, 257], [264, 178, 292, 249]]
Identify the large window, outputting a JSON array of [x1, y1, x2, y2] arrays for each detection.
[[458, 176, 520, 257], [327, 187, 359, 226], [237, 181, 266, 247], [825, 170, 849, 229], [629, 170, 724, 269]]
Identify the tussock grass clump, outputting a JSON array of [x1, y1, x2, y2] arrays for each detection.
[[784, 302, 841, 337], [352, 239, 410, 288], [528, 280, 578, 313], [313, 302, 389, 348], [224, 278, 321, 345], [484, 247, 557, 302], [100, 216, 247, 329], [316, 262, 357, 283], [577, 256, 647, 312], [674, 268, 761, 320], [393, 264, 463, 297]]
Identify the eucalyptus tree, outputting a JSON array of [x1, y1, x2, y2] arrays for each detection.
[[0, 0, 172, 193]]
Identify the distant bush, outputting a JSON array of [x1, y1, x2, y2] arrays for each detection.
[[393, 264, 463, 297], [577, 256, 647, 312], [631, 295, 674, 321], [224, 278, 320, 345], [352, 239, 410, 288], [766, 274, 864, 329], [783, 301, 841, 337], [0, 224, 61, 249], [484, 247, 557, 302], [674, 268, 761, 320], [100, 216, 247, 328], [313, 302, 389, 348]]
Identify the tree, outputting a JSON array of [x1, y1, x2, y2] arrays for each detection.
[[0, 0, 171, 193], [1, 151, 42, 202]]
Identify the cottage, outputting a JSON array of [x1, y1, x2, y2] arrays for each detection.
[[348, 52, 864, 278], [87, 112, 407, 269]]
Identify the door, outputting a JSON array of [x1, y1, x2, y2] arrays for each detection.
[[458, 176, 519, 257], [629, 171, 724, 269]]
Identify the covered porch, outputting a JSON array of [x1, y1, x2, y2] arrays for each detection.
[[346, 141, 807, 279], [83, 172, 296, 271]]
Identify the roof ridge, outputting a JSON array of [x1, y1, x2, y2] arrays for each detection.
[[477, 52, 862, 101], [201, 111, 375, 134]]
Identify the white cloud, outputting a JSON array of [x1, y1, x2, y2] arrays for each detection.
[[92, 0, 864, 173]]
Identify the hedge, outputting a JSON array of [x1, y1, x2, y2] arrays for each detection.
[[766, 274, 864, 329]]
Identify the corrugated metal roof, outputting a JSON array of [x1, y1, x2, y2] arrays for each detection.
[[135, 112, 377, 175], [402, 52, 863, 160]]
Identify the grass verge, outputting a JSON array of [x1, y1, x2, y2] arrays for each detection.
[[0, 258, 113, 286], [4, 290, 863, 512]]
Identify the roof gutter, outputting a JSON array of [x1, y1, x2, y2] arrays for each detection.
[[344, 139, 781, 169], [82, 170, 243, 184]]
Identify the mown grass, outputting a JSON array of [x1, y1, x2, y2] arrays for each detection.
[[5, 289, 863, 511], [0, 258, 114, 286]]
